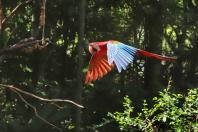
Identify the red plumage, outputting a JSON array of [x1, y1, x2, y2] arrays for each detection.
[[85, 45, 114, 84], [85, 40, 177, 84], [137, 50, 177, 61]]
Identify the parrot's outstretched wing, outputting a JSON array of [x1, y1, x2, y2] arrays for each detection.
[[107, 41, 177, 72], [107, 41, 138, 72], [85, 49, 114, 84]]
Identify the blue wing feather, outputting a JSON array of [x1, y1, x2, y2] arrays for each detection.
[[117, 54, 128, 68], [114, 56, 122, 72], [119, 49, 133, 63], [107, 41, 138, 72], [117, 54, 127, 70]]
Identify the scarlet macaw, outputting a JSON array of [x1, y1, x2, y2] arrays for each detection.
[[85, 40, 176, 84]]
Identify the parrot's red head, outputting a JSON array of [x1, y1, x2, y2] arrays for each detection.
[[89, 43, 100, 54], [88, 41, 110, 54]]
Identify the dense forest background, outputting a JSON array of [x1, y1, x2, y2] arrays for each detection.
[[0, 0, 197, 132]]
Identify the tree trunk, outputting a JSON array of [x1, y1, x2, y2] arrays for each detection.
[[31, 0, 41, 86], [75, 0, 86, 131], [0, 0, 2, 33], [31, 0, 47, 87], [144, 0, 163, 101], [172, 0, 189, 93]]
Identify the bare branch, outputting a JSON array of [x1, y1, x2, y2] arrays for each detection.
[[11, 88, 63, 131], [0, 39, 41, 55], [0, 84, 84, 130], [0, 84, 84, 108], [2, 0, 33, 25], [50, 102, 65, 109]]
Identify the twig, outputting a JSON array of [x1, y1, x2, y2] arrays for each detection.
[[2, 0, 33, 24], [50, 102, 65, 109], [0, 84, 84, 108], [11, 88, 62, 131]]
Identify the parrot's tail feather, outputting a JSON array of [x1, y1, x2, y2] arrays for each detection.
[[137, 50, 177, 61]]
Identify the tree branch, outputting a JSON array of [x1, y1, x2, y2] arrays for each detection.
[[0, 84, 84, 130], [11, 88, 63, 131], [2, 0, 33, 25], [0, 84, 84, 108], [0, 39, 41, 55], [0, 37, 50, 55]]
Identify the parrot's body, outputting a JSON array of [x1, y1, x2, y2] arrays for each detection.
[[85, 40, 176, 84]]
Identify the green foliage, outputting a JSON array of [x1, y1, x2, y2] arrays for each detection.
[[109, 88, 198, 131]]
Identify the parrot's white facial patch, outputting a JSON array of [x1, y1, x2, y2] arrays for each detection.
[[89, 43, 100, 54]]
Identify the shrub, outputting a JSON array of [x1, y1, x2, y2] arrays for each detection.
[[108, 88, 198, 132]]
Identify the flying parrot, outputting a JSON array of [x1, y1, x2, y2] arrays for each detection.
[[85, 40, 176, 84]]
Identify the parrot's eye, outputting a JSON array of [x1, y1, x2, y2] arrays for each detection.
[[93, 47, 98, 52]]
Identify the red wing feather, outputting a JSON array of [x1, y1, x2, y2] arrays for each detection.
[[85, 50, 114, 84]]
